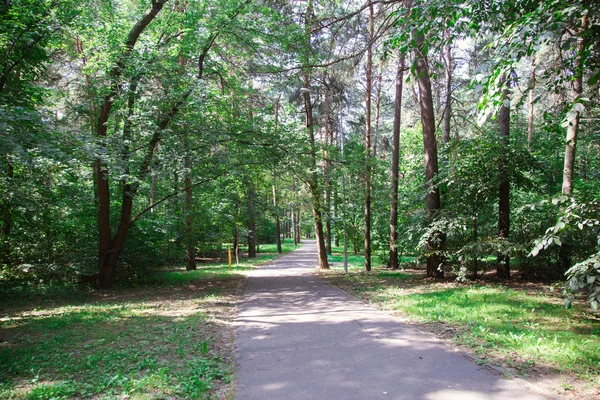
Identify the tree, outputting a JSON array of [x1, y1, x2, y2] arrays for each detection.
[[301, 0, 328, 270], [442, 34, 452, 145], [561, 14, 587, 195], [497, 73, 510, 279], [414, 28, 444, 278], [389, 52, 405, 270], [364, 1, 374, 272]]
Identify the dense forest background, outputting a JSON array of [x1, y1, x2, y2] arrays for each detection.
[[1, 0, 599, 306]]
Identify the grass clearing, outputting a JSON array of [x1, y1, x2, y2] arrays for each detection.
[[322, 264, 600, 399], [328, 247, 416, 271], [0, 241, 298, 399], [0, 262, 252, 399]]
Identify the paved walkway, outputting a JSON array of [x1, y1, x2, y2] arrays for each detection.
[[235, 241, 553, 400]]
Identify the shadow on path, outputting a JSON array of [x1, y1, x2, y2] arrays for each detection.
[[235, 241, 555, 400]]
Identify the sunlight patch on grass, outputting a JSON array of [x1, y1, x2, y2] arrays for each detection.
[[323, 269, 600, 382], [384, 285, 600, 374], [0, 272, 242, 399]]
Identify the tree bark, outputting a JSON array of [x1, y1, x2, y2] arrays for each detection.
[[150, 170, 157, 212], [295, 209, 301, 245], [302, 0, 328, 269], [272, 98, 282, 254], [472, 212, 479, 278], [497, 73, 510, 279], [1, 157, 13, 267], [364, 1, 374, 272], [233, 226, 240, 264], [247, 183, 256, 258], [183, 129, 196, 270], [333, 186, 340, 247], [559, 16, 587, 272], [562, 16, 587, 195], [273, 183, 282, 253], [292, 208, 298, 245], [389, 52, 405, 270], [414, 28, 444, 278], [527, 55, 536, 152], [303, 77, 328, 269], [324, 76, 333, 254], [442, 36, 452, 145], [373, 68, 383, 159]]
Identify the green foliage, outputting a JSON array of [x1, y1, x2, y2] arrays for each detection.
[[565, 253, 600, 311], [526, 196, 600, 309]]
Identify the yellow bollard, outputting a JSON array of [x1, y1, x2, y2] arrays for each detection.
[[228, 243, 232, 270]]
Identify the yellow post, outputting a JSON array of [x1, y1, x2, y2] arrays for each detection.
[[228, 243, 232, 270]]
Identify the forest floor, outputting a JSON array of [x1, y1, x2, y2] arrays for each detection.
[[321, 264, 600, 400], [0, 244, 295, 400]]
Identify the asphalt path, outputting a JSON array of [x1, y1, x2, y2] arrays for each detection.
[[235, 240, 554, 400]]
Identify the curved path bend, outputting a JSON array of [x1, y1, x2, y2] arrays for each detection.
[[235, 241, 554, 400]]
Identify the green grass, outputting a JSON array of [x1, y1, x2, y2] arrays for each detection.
[[388, 286, 600, 372], [150, 239, 300, 286], [257, 239, 299, 254], [0, 270, 245, 399], [0, 239, 298, 399], [329, 246, 365, 270], [323, 267, 600, 384], [328, 247, 416, 271]]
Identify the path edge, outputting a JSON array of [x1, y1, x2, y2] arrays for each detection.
[[314, 270, 564, 400]]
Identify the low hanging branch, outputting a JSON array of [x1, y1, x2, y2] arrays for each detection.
[[130, 172, 226, 224]]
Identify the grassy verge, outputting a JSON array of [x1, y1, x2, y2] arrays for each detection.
[[0, 240, 299, 399], [0, 269, 247, 399], [321, 263, 600, 398]]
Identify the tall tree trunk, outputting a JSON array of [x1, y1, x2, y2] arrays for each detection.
[[247, 183, 256, 258], [414, 28, 444, 278], [442, 35, 452, 145], [527, 55, 536, 152], [472, 211, 479, 278], [303, 78, 328, 269], [233, 226, 240, 264], [364, 1, 374, 272], [559, 16, 587, 272], [271, 97, 282, 254], [562, 15, 587, 196], [302, 0, 327, 269], [292, 208, 298, 245], [497, 73, 511, 279], [150, 170, 157, 212], [1, 157, 13, 267], [373, 68, 383, 159], [94, 0, 248, 287], [273, 183, 282, 253], [295, 209, 301, 244], [333, 187, 340, 247], [99, 76, 138, 287], [324, 77, 333, 254], [389, 52, 405, 270], [183, 130, 196, 270], [96, 0, 167, 288]]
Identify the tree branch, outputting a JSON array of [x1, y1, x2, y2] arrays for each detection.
[[131, 172, 225, 224]]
